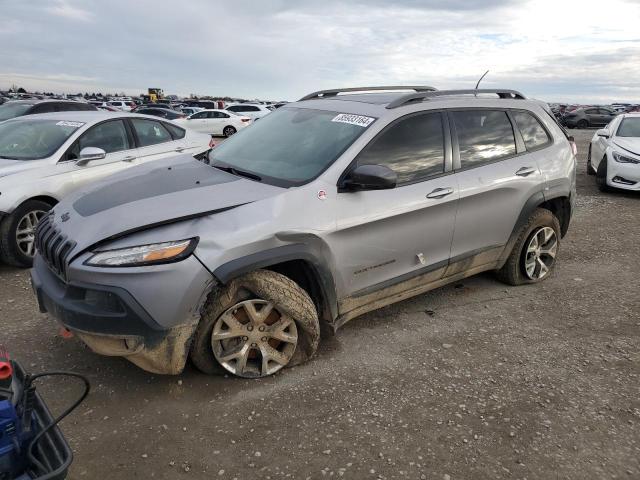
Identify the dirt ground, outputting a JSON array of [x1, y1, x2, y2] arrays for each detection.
[[1, 129, 638, 480]]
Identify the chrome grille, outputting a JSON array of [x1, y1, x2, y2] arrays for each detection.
[[35, 213, 76, 279]]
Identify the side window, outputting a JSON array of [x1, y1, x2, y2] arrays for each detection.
[[245, 106, 260, 112], [227, 106, 240, 112], [31, 103, 55, 114], [131, 119, 173, 147], [452, 110, 516, 168], [77, 120, 131, 154], [191, 112, 208, 119], [356, 112, 445, 185], [164, 122, 186, 140], [512, 111, 551, 150], [585, 108, 598, 115]]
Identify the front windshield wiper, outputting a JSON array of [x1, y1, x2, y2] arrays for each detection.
[[212, 163, 262, 182]]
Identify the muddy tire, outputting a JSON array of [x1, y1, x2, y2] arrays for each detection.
[[190, 270, 320, 377], [496, 208, 561, 286], [0, 200, 52, 268]]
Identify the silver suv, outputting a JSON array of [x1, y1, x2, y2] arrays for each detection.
[[31, 87, 577, 378]]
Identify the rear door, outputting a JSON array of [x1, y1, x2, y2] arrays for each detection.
[[185, 111, 210, 133], [332, 111, 458, 297], [129, 118, 181, 163], [447, 109, 544, 274]]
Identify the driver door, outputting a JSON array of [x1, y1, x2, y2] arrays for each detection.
[[59, 119, 138, 188]]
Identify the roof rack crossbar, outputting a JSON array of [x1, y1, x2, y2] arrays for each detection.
[[299, 86, 437, 102], [386, 89, 526, 109]]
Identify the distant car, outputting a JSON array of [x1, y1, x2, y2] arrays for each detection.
[[588, 113, 640, 192], [179, 107, 204, 116], [107, 100, 136, 112], [0, 100, 97, 122], [0, 111, 213, 267], [225, 104, 272, 120], [174, 109, 251, 137], [134, 107, 186, 120], [185, 100, 224, 110], [563, 107, 617, 128]]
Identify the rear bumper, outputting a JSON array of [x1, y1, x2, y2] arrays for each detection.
[[31, 254, 213, 374]]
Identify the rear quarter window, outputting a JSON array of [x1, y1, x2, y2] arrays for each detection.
[[164, 122, 186, 139], [512, 111, 551, 150], [452, 110, 517, 168]]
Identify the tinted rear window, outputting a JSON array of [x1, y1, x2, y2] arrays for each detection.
[[452, 110, 516, 168], [0, 103, 34, 121]]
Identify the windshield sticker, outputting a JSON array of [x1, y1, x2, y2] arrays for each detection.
[[331, 114, 375, 128], [56, 121, 85, 128]]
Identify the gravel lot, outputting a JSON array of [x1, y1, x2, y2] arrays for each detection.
[[1, 129, 638, 480]]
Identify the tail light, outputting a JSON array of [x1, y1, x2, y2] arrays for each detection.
[[209, 138, 216, 148]]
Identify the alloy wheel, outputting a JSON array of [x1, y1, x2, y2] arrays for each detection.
[[523, 226, 557, 280], [15, 209, 46, 258], [211, 299, 298, 378]]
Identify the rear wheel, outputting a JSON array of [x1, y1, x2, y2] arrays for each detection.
[[577, 119, 589, 129], [596, 156, 611, 192], [496, 208, 560, 286], [0, 200, 52, 268], [190, 270, 320, 378], [223, 126, 236, 137]]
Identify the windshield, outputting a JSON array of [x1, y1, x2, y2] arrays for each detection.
[[0, 103, 33, 121], [0, 119, 82, 160], [617, 117, 640, 137], [208, 107, 375, 186]]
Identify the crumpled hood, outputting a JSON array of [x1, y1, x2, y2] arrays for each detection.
[[0, 158, 43, 178], [613, 137, 640, 156], [49, 155, 284, 255]]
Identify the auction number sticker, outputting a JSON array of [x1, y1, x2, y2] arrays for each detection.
[[331, 113, 375, 127], [56, 121, 85, 128]]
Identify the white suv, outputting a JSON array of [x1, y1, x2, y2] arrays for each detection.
[[107, 100, 135, 112]]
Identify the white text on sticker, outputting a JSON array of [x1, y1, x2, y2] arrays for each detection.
[[331, 114, 375, 127]]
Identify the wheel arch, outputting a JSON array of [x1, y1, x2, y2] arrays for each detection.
[[26, 195, 59, 208], [212, 244, 338, 325], [497, 191, 571, 268]]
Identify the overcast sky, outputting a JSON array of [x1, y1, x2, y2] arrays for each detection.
[[2, 0, 639, 103]]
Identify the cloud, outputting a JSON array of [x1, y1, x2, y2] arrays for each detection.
[[44, 0, 94, 22], [1, 0, 639, 103]]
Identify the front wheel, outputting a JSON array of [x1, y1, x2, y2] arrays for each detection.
[[0, 200, 52, 268], [190, 270, 320, 378], [496, 208, 560, 286], [577, 119, 589, 129], [223, 126, 237, 137], [587, 145, 596, 175], [595, 156, 611, 192]]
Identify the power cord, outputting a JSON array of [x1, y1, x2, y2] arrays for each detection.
[[21, 371, 90, 480]]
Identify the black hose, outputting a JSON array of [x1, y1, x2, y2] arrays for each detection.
[[23, 371, 90, 480]]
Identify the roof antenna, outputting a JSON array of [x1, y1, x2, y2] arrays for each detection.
[[475, 70, 489, 90]]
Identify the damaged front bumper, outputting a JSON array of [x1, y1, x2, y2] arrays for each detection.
[[31, 254, 213, 375]]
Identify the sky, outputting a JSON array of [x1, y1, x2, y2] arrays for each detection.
[[1, 0, 640, 103]]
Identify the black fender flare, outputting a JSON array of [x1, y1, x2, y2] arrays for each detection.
[[212, 243, 338, 322]]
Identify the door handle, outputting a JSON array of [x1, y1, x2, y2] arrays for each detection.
[[426, 187, 454, 199], [175, 147, 185, 153], [515, 166, 536, 177], [123, 156, 135, 162]]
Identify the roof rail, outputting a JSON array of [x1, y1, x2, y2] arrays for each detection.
[[386, 89, 526, 109], [299, 86, 437, 102]]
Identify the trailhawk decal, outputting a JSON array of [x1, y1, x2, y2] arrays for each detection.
[[331, 114, 375, 128], [56, 121, 85, 128]]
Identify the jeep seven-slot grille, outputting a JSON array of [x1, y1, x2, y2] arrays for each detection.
[[35, 213, 76, 279]]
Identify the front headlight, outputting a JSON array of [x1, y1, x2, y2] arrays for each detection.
[[612, 151, 640, 164], [85, 238, 198, 267]]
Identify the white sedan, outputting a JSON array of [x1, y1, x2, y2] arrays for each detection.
[[588, 113, 640, 192], [175, 109, 251, 137], [0, 111, 213, 267]]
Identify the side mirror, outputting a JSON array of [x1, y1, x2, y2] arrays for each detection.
[[341, 164, 397, 192], [76, 147, 106, 166], [596, 129, 609, 138]]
